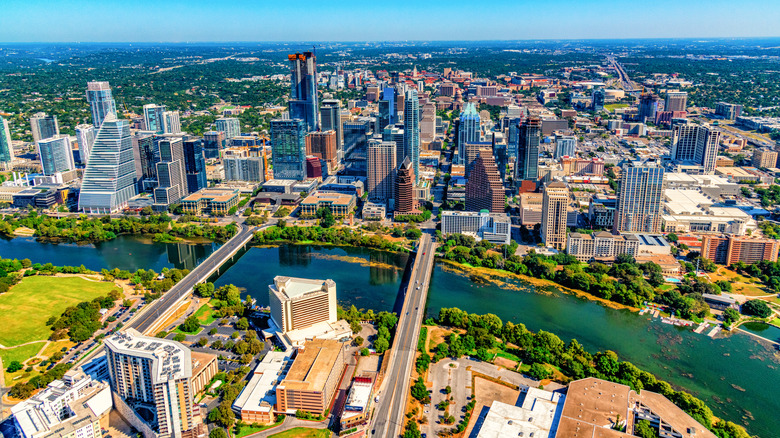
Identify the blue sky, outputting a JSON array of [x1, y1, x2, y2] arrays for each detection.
[[1, 0, 778, 42]]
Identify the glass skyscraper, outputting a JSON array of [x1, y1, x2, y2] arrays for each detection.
[[403, 89, 420, 183], [378, 87, 396, 130], [0, 117, 14, 165], [342, 120, 370, 177], [30, 112, 59, 144], [516, 116, 541, 182], [271, 119, 307, 180], [86, 81, 117, 128], [78, 114, 138, 213], [320, 100, 342, 148], [457, 102, 480, 165], [143, 104, 166, 134], [37, 135, 75, 175], [75, 124, 96, 165], [613, 160, 666, 234], [288, 52, 319, 132], [183, 138, 207, 194]]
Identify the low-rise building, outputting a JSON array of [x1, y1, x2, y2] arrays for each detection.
[[519, 192, 543, 226], [190, 351, 218, 396], [441, 210, 511, 245], [663, 188, 755, 235], [474, 387, 564, 438], [340, 376, 374, 431], [362, 201, 386, 219], [232, 350, 295, 425], [300, 192, 356, 218], [276, 339, 346, 416], [181, 188, 240, 215], [567, 231, 671, 263]]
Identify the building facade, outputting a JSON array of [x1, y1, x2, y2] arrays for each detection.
[[269, 276, 337, 333], [403, 89, 420, 183], [142, 104, 166, 134], [457, 103, 480, 165], [0, 116, 14, 165], [181, 188, 240, 215], [665, 91, 688, 112], [701, 234, 780, 265], [441, 210, 511, 245], [752, 149, 778, 168], [299, 192, 355, 218], [182, 138, 207, 194], [154, 138, 186, 206], [395, 157, 417, 214], [305, 131, 337, 172], [30, 112, 59, 144], [516, 116, 541, 182], [215, 118, 241, 140], [271, 119, 307, 180], [554, 135, 576, 160], [670, 123, 720, 174], [37, 135, 75, 175], [86, 81, 117, 128], [276, 339, 345, 416], [76, 124, 96, 165], [288, 52, 319, 132], [465, 152, 504, 213], [541, 182, 569, 250], [613, 161, 666, 234], [367, 139, 397, 206]]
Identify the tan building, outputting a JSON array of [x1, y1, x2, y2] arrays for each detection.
[[715, 156, 734, 168], [181, 188, 240, 215], [190, 351, 218, 396], [701, 234, 780, 265], [541, 182, 569, 250], [269, 276, 337, 334], [300, 192, 356, 218], [276, 339, 346, 416], [752, 149, 778, 168], [305, 131, 337, 172], [367, 139, 397, 205], [519, 192, 543, 226]]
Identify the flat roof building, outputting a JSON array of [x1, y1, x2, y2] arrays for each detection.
[[300, 192, 356, 218], [276, 339, 346, 416], [232, 350, 295, 425], [701, 234, 780, 265], [441, 210, 511, 245], [475, 387, 564, 438], [181, 188, 240, 216], [269, 276, 337, 334]]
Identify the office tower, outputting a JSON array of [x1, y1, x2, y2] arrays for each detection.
[[665, 91, 688, 112], [30, 112, 59, 144], [134, 132, 158, 181], [465, 152, 504, 213], [288, 52, 319, 131], [143, 104, 166, 134], [555, 135, 577, 159], [592, 89, 605, 111], [105, 329, 194, 438], [305, 130, 337, 172], [378, 87, 396, 129], [269, 276, 337, 333], [383, 124, 405, 168], [37, 135, 75, 175], [395, 157, 417, 214], [638, 93, 660, 123], [541, 182, 569, 250], [457, 103, 480, 165], [223, 148, 265, 182], [403, 89, 420, 183], [182, 138, 207, 194], [78, 114, 138, 213], [507, 117, 522, 159], [613, 160, 666, 234], [464, 142, 492, 177], [86, 81, 117, 128], [342, 120, 370, 176], [715, 102, 743, 120], [420, 103, 436, 143], [0, 116, 15, 165], [493, 136, 508, 182], [516, 116, 541, 182], [75, 124, 96, 165], [320, 99, 343, 147], [753, 149, 779, 168], [671, 123, 721, 173], [163, 111, 181, 134], [215, 117, 240, 140], [203, 131, 226, 158], [154, 138, 186, 206], [305, 156, 322, 180], [270, 119, 307, 180], [367, 139, 397, 206]]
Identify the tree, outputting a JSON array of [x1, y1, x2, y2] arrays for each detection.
[[742, 300, 772, 318], [195, 282, 215, 297], [353, 336, 364, 347], [198, 337, 208, 347], [374, 336, 389, 354], [6, 360, 22, 373], [723, 308, 740, 328], [316, 207, 335, 228], [402, 419, 421, 438], [210, 328, 218, 335], [173, 333, 186, 342], [181, 315, 200, 333], [528, 363, 552, 380], [410, 378, 430, 403], [634, 419, 658, 438], [209, 429, 227, 438], [236, 317, 249, 330]]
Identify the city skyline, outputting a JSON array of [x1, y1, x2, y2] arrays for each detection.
[[1, 0, 779, 42]]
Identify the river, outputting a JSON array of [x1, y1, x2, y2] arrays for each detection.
[[0, 239, 775, 435]]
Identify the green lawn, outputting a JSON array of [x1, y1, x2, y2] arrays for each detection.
[[234, 422, 282, 438], [268, 428, 330, 438], [1, 342, 46, 381], [605, 103, 628, 112], [0, 276, 115, 347], [193, 303, 216, 326]]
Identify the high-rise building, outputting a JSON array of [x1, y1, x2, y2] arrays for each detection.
[[665, 91, 688, 112], [75, 124, 96, 165], [270, 119, 307, 180], [342, 120, 370, 176], [223, 148, 265, 183], [320, 99, 343, 147], [142, 104, 167, 134], [670, 123, 721, 173], [288, 52, 319, 132], [378, 87, 396, 129], [37, 135, 75, 175], [516, 116, 541, 182], [701, 234, 780, 265], [395, 157, 417, 214], [420, 103, 437, 143], [305, 131, 337, 172], [613, 160, 666, 234], [457, 103, 480, 165], [715, 102, 743, 121], [215, 118, 241, 140], [465, 152, 504, 213], [403, 89, 420, 183], [203, 131, 226, 159], [591, 89, 605, 111], [105, 329, 195, 438], [638, 93, 660, 123], [463, 142, 492, 178], [154, 137, 186, 206], [383, 124, 405, 170], [541, 182, 569, 250], [182, 138, 207, 194], [30, 112, 59, 144], [268, 276, 337, 333], [78, 115, 138, 213], [752, 149, 779, 169], [555, 135, 577, 159], [0, 116, 16, 165], [163, 111, 181, 134], [86, 81, 117, 128], [367, 139, 397, 206], [134, 132, 158, 181]]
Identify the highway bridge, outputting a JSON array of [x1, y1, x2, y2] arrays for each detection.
[[127, 224, 257, 335], [370, 233, 437, 438]]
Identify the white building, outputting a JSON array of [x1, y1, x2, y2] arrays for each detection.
[[441, 210, 511, 245], [232, 350, 295, 425], [269, 276, 337, 334], [663, 188, 755, 235], [475, 387, 565, 438], [567, 231, 671, 263]]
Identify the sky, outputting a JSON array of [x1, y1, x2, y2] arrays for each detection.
[[1, 0, 779, 42]]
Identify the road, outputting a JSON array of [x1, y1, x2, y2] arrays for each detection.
[[127, 224, 256, 334], [370, 233, 437, 438], [607, 55, 636, 92]]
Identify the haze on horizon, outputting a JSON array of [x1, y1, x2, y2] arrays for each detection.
[[1, 0, 779, 43]]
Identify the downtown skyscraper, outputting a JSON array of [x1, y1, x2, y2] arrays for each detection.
[[367, 139, 397, 207], [670, 123, 720, 174], [37, 135, 75, 175], [403, 89, 420, 183], [30, 112, 59, 144], [613, 160, 666, 234], [516, 116, 541, 182], [78, 113, 138, 214], [289, 52, 319, 132], [86, 81, 117, 128], [457, 102, 480, 165], [0, 117, 14, 167], [271, 118, 307, 180], [75, 124, 96, 165]]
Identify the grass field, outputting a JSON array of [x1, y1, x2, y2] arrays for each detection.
[[234, 422, 282, 438], [268, 428, 330, 438], [604, 103, 629, 112], [708, 267, 767, 296], [193, 303, 216, 326], [0, 342, 45, 366], [0, 276, 115, 347]]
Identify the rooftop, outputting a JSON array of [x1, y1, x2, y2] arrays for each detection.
[[272, 276, 335, 300], [476, 387, 564, 438], [104, 328, 192, 383], [232, 350, 295, 414], [280, 339, 344, 392]]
